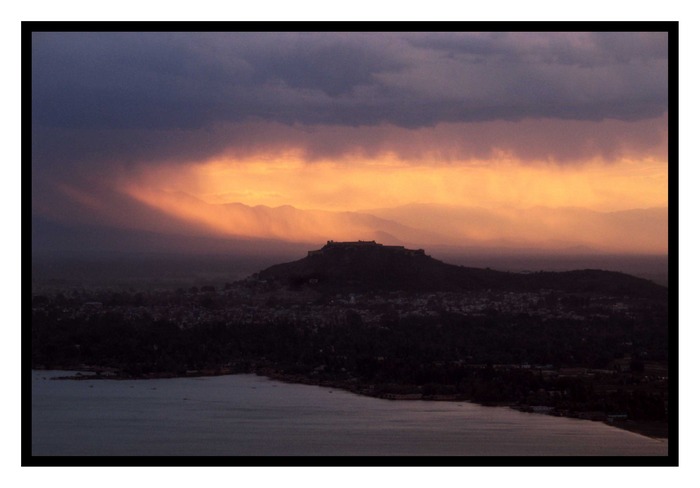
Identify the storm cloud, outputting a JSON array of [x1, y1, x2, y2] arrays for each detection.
[[32, 31, 668, 172], [30, 30, 670, 255], [32, 31, 667, 130]]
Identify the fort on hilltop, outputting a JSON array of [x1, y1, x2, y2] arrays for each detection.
[[307, 240, 426, 258]]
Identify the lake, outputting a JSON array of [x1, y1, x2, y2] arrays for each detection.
[[31, 370, 668, 457]]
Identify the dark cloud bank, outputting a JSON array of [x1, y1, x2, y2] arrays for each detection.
[[32, 32, 668, 129], [32, 31, 669, 170]]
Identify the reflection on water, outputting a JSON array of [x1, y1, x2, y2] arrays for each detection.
[[31, 371, 668, 456]]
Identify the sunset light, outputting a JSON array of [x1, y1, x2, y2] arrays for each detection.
[[32, 31, 670, 255], [28, 25, 676, 461]]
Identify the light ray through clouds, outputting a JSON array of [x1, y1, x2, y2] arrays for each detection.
[[31, 31, 669, 255]]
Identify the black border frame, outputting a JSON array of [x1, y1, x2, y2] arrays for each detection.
[[23, 21, 679, 467]]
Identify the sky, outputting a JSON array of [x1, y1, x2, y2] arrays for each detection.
[[31, 30, 670, 255]]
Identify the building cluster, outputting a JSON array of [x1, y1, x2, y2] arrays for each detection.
[[33, 280, 644, 339], [308, 240, 426, 257]]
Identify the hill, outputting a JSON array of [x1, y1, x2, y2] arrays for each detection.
[[255, 241, 667, 298]]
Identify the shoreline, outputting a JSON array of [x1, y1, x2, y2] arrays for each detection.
[[34, 366, 669, 441]]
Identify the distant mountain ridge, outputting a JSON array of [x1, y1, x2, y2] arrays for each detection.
[[37, 184, 668, 256], [255, 241, 667, 298], [365, 203, 668, 254]]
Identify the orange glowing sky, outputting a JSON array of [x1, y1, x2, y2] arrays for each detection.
[[116, 120, 667, 253], [32, 32, 671, 256], [124, 154, 667, 213]]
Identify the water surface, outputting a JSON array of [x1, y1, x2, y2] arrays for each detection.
[[31, 370, 668, 456]]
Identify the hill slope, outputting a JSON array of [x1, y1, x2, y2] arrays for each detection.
[[255, 241, 667, 298]]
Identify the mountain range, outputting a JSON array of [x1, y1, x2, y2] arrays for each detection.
[[34, 188, 668, 257]]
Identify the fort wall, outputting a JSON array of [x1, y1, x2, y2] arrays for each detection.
[[308, 240, 425, 257]]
